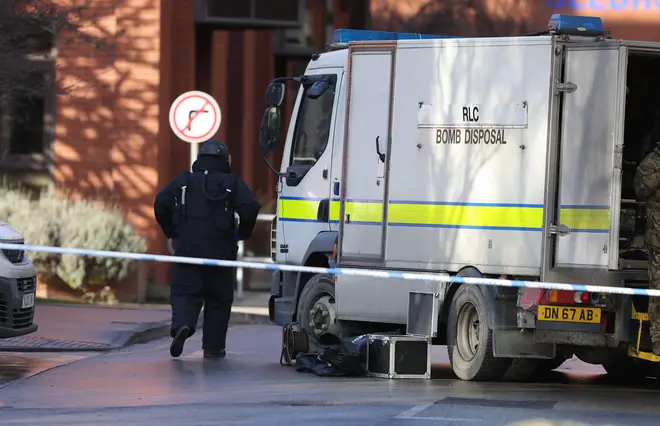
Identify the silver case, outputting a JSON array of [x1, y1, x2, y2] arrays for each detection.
[[406, 291, 440, 338], [366, 334, 432, 379]]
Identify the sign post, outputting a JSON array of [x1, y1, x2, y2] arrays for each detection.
[[168, 90, 222, 170], [189, 143, 199, 170]]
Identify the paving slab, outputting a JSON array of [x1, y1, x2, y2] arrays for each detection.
[[0, 292, 271, 352]]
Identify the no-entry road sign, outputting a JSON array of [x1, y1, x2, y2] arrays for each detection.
[[169, 91, 222, 144]]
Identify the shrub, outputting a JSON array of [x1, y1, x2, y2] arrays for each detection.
[[0, 188, 147, 290]]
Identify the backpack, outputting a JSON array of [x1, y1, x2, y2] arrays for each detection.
[[171, 171, 236, 257]]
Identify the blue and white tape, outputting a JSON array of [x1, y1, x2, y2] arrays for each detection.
[[1, 242, 659, 297]]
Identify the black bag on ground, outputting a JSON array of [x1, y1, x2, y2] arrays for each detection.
[[317, 332, 369, 376], [289, 331, 404, 377], [294, 353, 344, 377], [289, 332, 369, 377]]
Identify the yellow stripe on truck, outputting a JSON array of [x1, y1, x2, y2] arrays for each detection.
[[278, 198, 321, 221], [278, 198, 383, 223], [559, 206, 610, 232], [278, 197, 610, 233], [343, 200, 383, 224], [388, 202, 542, 230]]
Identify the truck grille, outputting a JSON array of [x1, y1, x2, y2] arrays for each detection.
[[13, 306, 34, 329], [0, 293, 7, 324], [2, 246, 24, 264], [270, 216, 277, 262], [17, 276, 36, 293], [0, 293, 33, 329]]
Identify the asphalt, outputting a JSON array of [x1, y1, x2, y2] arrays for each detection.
[[0, 291, 271, 352], [0, 324, 659, 425]]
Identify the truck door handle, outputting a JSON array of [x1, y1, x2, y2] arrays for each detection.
[[375, 136, 386, 163]]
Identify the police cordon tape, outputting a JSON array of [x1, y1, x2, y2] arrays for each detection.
[[2, 241, 660, 298]]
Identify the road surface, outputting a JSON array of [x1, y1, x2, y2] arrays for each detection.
[[0, 324, 658, 425]]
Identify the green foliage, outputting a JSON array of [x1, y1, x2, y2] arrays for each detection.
[[0, 188, 147, 289]]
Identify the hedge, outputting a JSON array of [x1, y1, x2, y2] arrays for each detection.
[[0, 187, 147, 289]]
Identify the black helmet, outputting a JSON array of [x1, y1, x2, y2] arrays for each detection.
[[198, 139, 229, 158]]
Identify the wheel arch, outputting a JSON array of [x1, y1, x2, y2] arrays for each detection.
[[442, 266, 499, 329], [293, 231, 338, 316]]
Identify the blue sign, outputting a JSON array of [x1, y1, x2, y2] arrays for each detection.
[[547, 0, 660, 9]]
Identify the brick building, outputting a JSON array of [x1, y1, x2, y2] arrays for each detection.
[[3, 0, 660, 292]]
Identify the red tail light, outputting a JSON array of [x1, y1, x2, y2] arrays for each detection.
[[541, 290, 590, 305], [520, 288, 593, 312], [520, 288, 544, 310]]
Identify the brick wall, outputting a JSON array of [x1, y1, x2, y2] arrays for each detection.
[[54, 0, 162, 269]]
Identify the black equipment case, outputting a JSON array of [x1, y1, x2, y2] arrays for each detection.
[[366, 334, 431, 379]]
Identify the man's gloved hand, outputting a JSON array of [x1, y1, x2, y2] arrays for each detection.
[[233, 231, 241, 241]]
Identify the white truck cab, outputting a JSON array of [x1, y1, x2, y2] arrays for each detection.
[[0, 222, 38, 338], [259, 14, 660, 381]]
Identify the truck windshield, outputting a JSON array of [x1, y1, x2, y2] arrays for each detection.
[[290, 75, 337, 167]]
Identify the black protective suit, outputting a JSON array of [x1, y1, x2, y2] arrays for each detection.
[[154, 150, 260, 357]]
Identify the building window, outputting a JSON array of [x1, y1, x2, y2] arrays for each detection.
[[253, 0, 299, 22], [0, 66, 53, 171], [0, 24, 54, 174], [206, 1, 250, 18], [0, 88, 45, 155], [201, 0, 301, 26]]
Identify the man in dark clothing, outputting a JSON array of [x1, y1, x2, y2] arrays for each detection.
[[154, 139, 261, 359]]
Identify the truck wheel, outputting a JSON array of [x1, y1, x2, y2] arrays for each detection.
[[447, 284, 510, 381], [296, 274, 345, 352], [602, 353, 650, 379]]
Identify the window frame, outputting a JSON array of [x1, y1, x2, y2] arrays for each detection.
[[285, 73, 338, 186], [195, 0, 303, 27], [0, 50, 56, 173]]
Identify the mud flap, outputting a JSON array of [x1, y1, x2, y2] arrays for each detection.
[[492, 329, 556, 359], [479, 285, 555, 359], [628, 303, 660, 363]]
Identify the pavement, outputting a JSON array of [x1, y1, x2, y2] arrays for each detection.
[[0, 324, 658, 425], [0, 291, 270, 352]]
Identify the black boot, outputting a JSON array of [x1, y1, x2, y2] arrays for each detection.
[[203, 349, 226, 359], [170, 325, 191, 358]]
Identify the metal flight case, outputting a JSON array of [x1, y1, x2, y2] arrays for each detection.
[[365, 291, 437, 379]]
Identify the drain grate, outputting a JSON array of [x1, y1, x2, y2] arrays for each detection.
[[436, 397, 558, 410], [0, 336, 111, 352]]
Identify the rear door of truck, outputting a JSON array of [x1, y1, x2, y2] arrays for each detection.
[[552, 42, 627, 270]]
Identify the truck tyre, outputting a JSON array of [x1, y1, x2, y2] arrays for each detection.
[[447, 284, 510, 381], [296, 274, 345, 352], [602, 353, 650, 379]]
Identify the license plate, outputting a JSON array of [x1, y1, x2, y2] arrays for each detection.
[[537, 305, 600, 324], [22, 292, 35, 309]]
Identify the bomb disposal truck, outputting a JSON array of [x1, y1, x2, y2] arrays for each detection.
[[258, 14, 660, 381]]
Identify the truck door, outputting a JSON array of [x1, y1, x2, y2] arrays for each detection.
[[277, 70, 342, 265], [338, 45, 395, 265], [553, 45, 627, 269]]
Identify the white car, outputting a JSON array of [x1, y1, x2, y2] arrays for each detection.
[[0, 221, 38, 338]]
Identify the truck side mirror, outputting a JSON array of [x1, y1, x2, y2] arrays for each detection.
[[266, 82, 286, 107], [259, 106, 281, 154]]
